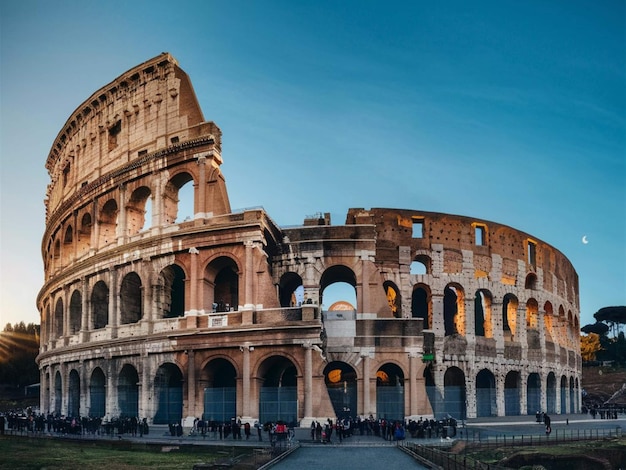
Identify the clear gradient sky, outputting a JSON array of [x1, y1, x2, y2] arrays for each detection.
[[1, 0, 624, 330]]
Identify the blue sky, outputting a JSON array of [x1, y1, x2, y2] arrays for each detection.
[[1, 0, 624, 329]]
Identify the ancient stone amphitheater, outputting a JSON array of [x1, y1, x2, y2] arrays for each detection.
[[37, 53, 581, 427]]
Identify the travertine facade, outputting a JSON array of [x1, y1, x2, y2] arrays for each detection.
[[37, 53, 581, 427]]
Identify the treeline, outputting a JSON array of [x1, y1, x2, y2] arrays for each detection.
[[581, 306, 626, 365], [0, 322, 40, 388]]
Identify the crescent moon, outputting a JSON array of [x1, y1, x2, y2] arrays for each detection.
[[582, 235, 589, 244]]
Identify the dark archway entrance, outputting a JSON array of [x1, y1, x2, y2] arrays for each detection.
[[376, 363, 404, 421], [202, 358, 237, 423], [324, 362, 357, 420], [118, 364, 139, 418], [153, 363, 183, 424], [259, 356, 298, 425]]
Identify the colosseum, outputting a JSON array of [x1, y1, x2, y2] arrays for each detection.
[[37, 53, 581, 429]]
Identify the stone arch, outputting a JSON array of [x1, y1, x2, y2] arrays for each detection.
[[91, 280, 109, 329], [153, 362, 183, 425], [476, 369, 496, 417], [68, 369, 81, 418], [527, 372, 541, 416], [502, 293, 518, 340], [69, 288, 82, 334], [157, 264, 186, 318], [376, 362, 405, 421], [525, 272, 538, 290], [410, 254, 431, 275], [383, 280, 401, 318], [118, 364, 139, 418], [279, 272, 304, 308], [77, 212, 92, 257], [504, 371, 521, 416], [64, 224, 73, 246], [201, 357, 238, 423], [474, 289, 493, 338], [258, 355, 298, 425], [324, 361, 357, 420], [127, 185, 152, 235], [205, 256, 240, 312], [98, 198, 118, 247], [54, 297, 63, 339], [54, 370, 62, 415], [89, 367, 106, 418], [163, 171, 194, 225], [444, 283, 465, 336], [411, 283, 431, 329], [320, 265, 357, 312], [444, 366, 466, 419], [120, 272, 143, 324], [544, 301, 554, 340]]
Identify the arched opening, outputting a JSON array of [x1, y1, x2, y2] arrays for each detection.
[[98, 199, 118, 247], [77, 212, 92, 257], [68, 369, 80, 418], [158, 265, 186, 318], [54, 297, 63, 339], [324, 362, 357, 421], [411, 284, 431, 328], [474, 290, 493, 338], [120, 272, 142, 324], [444, 284, 465, 336], [278, 272, 304, 307], [383, 281, 401, 318], [525, 273, 538, 290], [163, 172, 194, 224], [502, 294, 518, 340], [259, 356, 298, 426], [91, 281, 109, 329], [54, 371, 62, 415], [376, 363, 404, 421], [547, 372, 557, 413], [476, 369, 496, 417], [202, 358, 237, 423], [444, 367, 466, 419], [205, 257, 239, 312], [320, 265, 357, 312], [527, 372, 541, 415], [410, 254, 430, 275], [118, 364, 139, 418], [153, 363, 183, 425], [127, 186, 152, 235], [89, 368, 106, 418], [544, 301, 554, 341], [504, 371, 520, 416], [69, 289, 82, 334]]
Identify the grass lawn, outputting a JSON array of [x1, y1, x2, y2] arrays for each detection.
[[0, 435, 257, 470]]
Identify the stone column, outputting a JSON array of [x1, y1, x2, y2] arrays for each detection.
[[496, 373, 505, 417], [241, 346, 251, 420], [81, 277, 89, 342], [116, 184, 127, 244], [359, 253, 370, 314], [109, 269, 118, 339], [106, 361, 116, 419], [140, 353, 151, 421], [243, 241, 254, 310], [408, 352, 419, 417], [91, 200, 99, 254], [362, 354, 371, 417], [187, 350, 196, 420], [303, 343, 313, 420], [196, 153, 207, 218]]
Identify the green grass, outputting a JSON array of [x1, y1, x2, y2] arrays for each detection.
[[0, 435, 254, 470]]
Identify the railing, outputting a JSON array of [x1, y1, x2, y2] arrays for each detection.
[[400, 426, 622, 470]]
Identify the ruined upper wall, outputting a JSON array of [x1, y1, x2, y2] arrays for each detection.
[[44, 53, 220, 222], [346, 207, 579, 306]]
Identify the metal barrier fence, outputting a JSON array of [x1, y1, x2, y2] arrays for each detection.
[[400, 426, 622, 470]]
